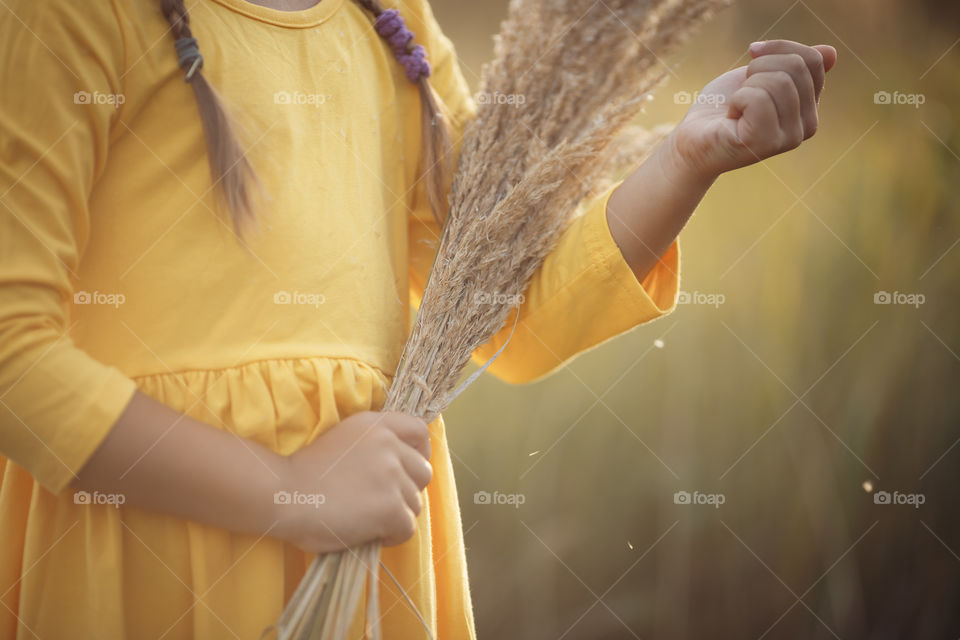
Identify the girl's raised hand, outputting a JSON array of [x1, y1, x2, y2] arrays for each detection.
[[275, 410, 433, 554], [666, 40, 838, 181]]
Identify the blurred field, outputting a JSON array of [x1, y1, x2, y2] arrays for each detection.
[[429, 1, 960, 638]]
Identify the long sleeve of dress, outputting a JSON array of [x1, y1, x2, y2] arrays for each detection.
[[405, 0, 680, 384], [0, 0, 138, 493]]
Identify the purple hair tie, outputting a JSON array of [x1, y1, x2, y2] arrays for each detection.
[[399, 45, 431, 82], [373, 8, 430, 83], [387, 27, 412, 52], [374, 9, 403, 37]]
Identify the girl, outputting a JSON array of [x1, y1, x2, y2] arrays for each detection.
[[0, 0, 836, 636]]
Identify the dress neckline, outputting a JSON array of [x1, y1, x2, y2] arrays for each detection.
[[207, 0, 346, 28]]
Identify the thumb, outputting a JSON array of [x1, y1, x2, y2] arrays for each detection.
[[814, 45, 838, 72]]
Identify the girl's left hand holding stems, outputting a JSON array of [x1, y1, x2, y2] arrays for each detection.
[[606, 40, 838, 281]]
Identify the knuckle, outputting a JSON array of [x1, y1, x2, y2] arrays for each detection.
[[382, 499, 406, 531], [387, 458, 405, 479], [389, 507, 416, 541], [391, 494, 408, 517], [402, 513, 416, 538], [414, 418, 429, 439], [374, 457, 402, 486], [772, 131, 788, 152], [785, 126, 803, 150], [369, 425, 393, 447], [786, 53, 806, 73], [771, 71, 795, 91], [380, 410, 401, 429], [414, 464, 432, 491], [379, 411, 398, 430], [734, 83, 755, 99], [808, 46, 824, 69]]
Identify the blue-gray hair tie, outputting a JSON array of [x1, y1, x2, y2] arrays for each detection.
[[174, 37, 203, 81]]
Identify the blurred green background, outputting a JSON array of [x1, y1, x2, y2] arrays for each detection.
[[429, 1, 960, 638]]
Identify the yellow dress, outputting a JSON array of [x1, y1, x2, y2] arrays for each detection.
[[0, 0, 679, 637]]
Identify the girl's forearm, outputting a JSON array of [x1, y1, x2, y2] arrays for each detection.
[[606, 133, 716, 281], [72, 390, 291, 537]]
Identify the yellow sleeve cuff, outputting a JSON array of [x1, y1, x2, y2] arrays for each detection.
[[475, 184, 680, 383], [22, 366, 137, 495]]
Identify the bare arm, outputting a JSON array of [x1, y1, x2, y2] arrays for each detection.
[[606, 135, 715, 281], [72, 391, 432, 553], [71, 390, 289, 537]]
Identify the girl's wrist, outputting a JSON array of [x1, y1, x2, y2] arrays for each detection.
[[268, 450, 345, 554], [266, 453, 304, 542], [656, 130, 719, 192], [606, 129, 718, 281]]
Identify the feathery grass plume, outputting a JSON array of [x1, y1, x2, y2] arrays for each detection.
[[272, 0, 730, 637]]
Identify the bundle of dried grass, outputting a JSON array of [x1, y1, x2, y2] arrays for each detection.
[[272, 0, 729, 637]]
